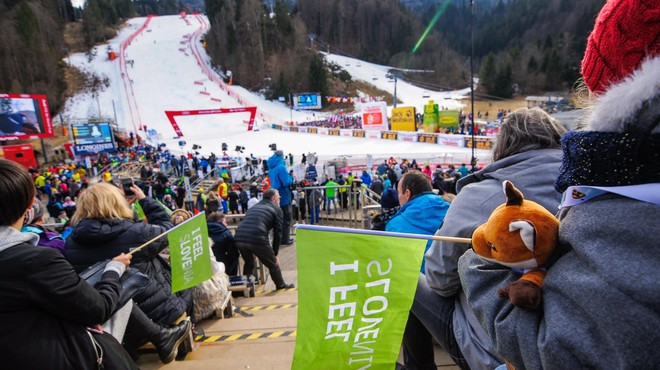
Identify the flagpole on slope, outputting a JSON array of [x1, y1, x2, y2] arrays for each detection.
[[295, 224, 472, 244], [128, 211, 207, 255]]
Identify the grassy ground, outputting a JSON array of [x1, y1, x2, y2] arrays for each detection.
[[467, 97, 529, 118]]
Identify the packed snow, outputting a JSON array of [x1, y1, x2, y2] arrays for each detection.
[[60, 15, 489, 165]]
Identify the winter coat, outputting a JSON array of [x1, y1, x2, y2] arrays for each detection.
[[458, 57, 660, 369], [234, 199, 283, 255], [0, 227, 123, 369], [208, 221, 239, 275], [360, 172, 372, 187], [64, 197, 191, 326], [267, 153, 293, 206], [385, 192, 450, 273], [425, 148, 563, 370]]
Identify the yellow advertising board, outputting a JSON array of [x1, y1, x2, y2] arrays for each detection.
[[391, 107, 416, 132]]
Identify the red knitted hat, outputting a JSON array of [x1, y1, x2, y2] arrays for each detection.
[[581, 0, 660, 94]]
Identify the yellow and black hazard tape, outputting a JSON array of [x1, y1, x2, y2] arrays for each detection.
[[196, 330, 296, 343], [239, 303, 297, 311], [255, 287, 297, 295]]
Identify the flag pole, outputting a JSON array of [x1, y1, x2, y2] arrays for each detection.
[[295, 224, 472, 244], [128, 211, 206, 255]]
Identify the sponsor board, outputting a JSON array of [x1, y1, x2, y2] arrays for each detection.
[[72, 122, 116, 156], [437, 134, 465, 147], [464, 136, 494, 149], [397, 131, 418, 142], [417, 133, 438, 144], [352, 130, 365, 138], [381, 131, 398, 140], [391, 107, 416, 132], [0, 93, 53, 141]]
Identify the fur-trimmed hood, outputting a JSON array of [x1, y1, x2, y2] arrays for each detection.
[[555, 56, 660, 192], [583, 56, 660, 134]]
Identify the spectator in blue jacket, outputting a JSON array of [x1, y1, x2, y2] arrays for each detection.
[[360, 170, 372, 188], [385, 171, 449, 273], [267, 150, 294, 245]]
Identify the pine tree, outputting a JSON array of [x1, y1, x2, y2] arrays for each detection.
[[308, 53, 328, 100], [480, 53, 497, 94]]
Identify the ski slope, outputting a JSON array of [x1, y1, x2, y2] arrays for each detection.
[[61, 14, 488, 164]]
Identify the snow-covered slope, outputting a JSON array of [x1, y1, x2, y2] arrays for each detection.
[[61, 15, 486, 164]]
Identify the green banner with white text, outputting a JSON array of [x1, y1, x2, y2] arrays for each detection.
[[292, 227, 426, 369], [168, 212, 212, 293]]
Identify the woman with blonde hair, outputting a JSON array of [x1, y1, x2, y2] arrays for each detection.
[[64, 182, 193, 363]]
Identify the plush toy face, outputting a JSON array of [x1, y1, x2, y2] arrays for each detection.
[[472, 181, 559, 270]]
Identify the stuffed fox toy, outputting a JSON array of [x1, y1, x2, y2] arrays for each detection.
[[472, 180, 559, 311]]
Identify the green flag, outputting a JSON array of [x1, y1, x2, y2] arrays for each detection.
[[293, 227, 427, 369], [167, 212, 212, 293]]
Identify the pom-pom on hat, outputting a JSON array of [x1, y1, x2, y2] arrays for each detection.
[[580, 0, 660, 94]]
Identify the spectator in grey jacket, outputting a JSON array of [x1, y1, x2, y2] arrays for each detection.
[[401, 108, 566, 369], [234, 189, 294, 290], [459, 2, 660, 368]]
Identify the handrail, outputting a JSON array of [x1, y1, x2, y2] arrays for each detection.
[[361, 184, 382, 206]]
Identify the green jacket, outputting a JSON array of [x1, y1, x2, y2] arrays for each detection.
[[325, 180, 339, 197]]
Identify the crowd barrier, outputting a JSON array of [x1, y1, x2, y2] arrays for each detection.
[[270, 123, 495, 150]]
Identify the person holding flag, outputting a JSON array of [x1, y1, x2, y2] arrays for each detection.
[[64, 182, 193, 363]]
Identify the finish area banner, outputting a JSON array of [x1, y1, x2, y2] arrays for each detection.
[[165, 106, 257, 136], [292, 226, 426, 369]]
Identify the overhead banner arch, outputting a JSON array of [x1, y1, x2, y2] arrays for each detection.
[[165, 107, 257, 137]]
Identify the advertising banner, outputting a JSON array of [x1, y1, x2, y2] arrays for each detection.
[[380, 131, 398, 140], [292, 226, 426, 369], [72, 122, 116, 156], [464, 136, 494, 149], [361, 102, 388, 131], [328, 129, 341, 136], [318, 127, 329, 135], [438, 110, 459, 130], [397, 132, 418, 142], [391, 107, 416, 132], [422, 100, 439, 133], [365, 131, 381, 139], [417, 133, 438, 144], [0, 93, 53, 141], [437, 134, 465, 147], [352, 130, 365, 138], [168, 212, 213, 293], [340, 129, 353, 137]]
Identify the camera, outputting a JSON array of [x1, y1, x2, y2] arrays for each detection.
[[121, 178, 135, 196], [269, 143, 277, 151], [192, 144, 202, 150], [222, 143, 228, 151]]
